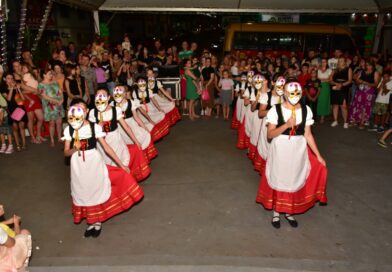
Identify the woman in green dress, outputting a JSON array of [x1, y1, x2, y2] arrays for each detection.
[[185, 59, 200, 120], [317, 58, 332, 123], [38, 70, 64, 147]]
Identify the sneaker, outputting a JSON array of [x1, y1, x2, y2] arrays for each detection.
[[343, 123, 349, 129], [4, 145, 14, 154], [368, 125, 378, 132], [377, 127, 385, 133], [0, 144, 6, 153], [331, 121, 338, 127], [378, 139, 387, 148]]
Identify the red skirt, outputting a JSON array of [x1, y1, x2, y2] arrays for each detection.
[[253, 151, 266, 175], [236, 119, 250, 149], [72, 165, 144, 224], [231, 108, 240, 129], [151, 117, 170, 142], [143, 141, 158, 162], [256, 149, 328, 215], [166, 107, 181, 126], [128, 144, 151, 182], [248, 143, 257, 161]]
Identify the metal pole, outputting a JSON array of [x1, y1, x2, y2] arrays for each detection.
[[372, 13, 385, 54], [93, 10, 100, 35]]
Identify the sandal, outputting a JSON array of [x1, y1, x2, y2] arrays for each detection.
[[16, 145, 22, 152]]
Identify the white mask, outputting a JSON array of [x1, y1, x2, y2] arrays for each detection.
[[95, 93, 109, 112], [113, 86, 125, 104], [247, 71, 254, 83], [67, 106, 85, 130], [285, 82, 302, 106], [147, 77, 155, 89], [137, 79, 147, 92], [275, 77, 286, 96], [253, 75, 265, 90]]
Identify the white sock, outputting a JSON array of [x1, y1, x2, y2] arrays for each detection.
[[94, 222, 102, 230], [285, 213, 295, 220], [272, 211, 280, 222], [86, 224, 95, 231]]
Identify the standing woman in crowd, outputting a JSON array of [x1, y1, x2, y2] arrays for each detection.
[[75, 65, 88, 101], [38, 70, 64, 147], [64, 64, 83, 107], [349, 60, 380, 129], [185, 59, 200, 120], [20, 64, 46, 144], [117, 61, 132, 87], [2, 73, 27, 151], [330, 57, 352, 128], [317, 58, 332, 123], [53, 64, 66, 110], [201, 57, 215, 118]]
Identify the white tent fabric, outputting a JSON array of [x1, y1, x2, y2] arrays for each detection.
[[98, 0, 392, 13]]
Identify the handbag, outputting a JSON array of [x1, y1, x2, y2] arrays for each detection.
[[201, 89, 210, 101], [10, 107, 25, 121]]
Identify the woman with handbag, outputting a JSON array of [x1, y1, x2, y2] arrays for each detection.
[[201, 58, 215, 118], [2, 73, 27, 151]]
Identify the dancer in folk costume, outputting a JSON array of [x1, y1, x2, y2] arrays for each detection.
[[146, 69, 181, 126], [89, 89, 151, 182], [248, 74, 268, 161], [256, 82, 327, 228], [63, 99, 144, 237], [254, 76, 285, 173], [231, 73, 247, 129], [112, 86, 158, 162], [133, 77, 170, 142], [236, 70, 254, 149]]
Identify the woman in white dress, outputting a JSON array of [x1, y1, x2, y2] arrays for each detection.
[[236, 70, 254, 149], [146, 69, 181, 126], [133, 77, 170, 141], [231, 73, 247, 129], [256, 82, 328, 229], [248, 74, 268, 161], [112, 85, 158, 161], [89, 89, 151, 182], [254, 76, 285, 173], [63, 99, 144, 237]]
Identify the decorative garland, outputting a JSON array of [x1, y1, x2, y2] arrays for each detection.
[[31, 0, 53, 53], [0, 8, 7, 69], [15, 0, 28, 60]]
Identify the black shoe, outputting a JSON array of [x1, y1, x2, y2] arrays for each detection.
[[284, 215, 298, 228], [91, 225, 102, 238], [84, 226, 95, 238], [271, 216, 281, 229]]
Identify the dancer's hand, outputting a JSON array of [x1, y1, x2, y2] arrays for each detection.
[[122, 166, 130, 174], [0, 205, 4, 216], [13, 215, 21, 225], [286, 116, 296, 129], [317, 155, 326, 167], [74, 141, 81, 150]]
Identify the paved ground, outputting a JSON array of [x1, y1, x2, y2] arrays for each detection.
[[0, 117, 392, 272]]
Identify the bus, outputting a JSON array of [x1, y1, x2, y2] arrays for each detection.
[[224, 23, 358, 58]]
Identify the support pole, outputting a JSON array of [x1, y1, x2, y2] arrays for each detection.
[[93, 10, 100, 36], [372, 13, 385, 54]]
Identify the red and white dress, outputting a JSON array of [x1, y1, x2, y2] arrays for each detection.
[[133, 88, 170, 142], [113, 99, 158, 162], [256, 104, 328, 214], [231, 81, 245, 129], [89, 107, 151, 182], [62, 122, 144, 224], [236, 85, 252, 149], [149, 80, 181, 126], [248, 90, 267, 161], [254, 93, 282, 173]]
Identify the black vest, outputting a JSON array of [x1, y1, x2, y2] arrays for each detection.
[[69, 122, 97, 150], [94, 107, 118, 133], [276, 103, 307, 136], [149, 81, 159, 95], [122, 99, 133, 119], [135, 89, 151, 103]]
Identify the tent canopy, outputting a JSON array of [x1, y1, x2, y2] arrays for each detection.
[[98, 0, 392, 13], [55, 0, 392, 13]]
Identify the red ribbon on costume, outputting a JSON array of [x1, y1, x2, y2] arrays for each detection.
[[102, 121, 112, 134], [80, 140, 88, 162]]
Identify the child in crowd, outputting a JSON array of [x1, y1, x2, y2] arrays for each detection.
[[305, 69, 321, 118], [218, 69, 234, 120], [122, 34, 131, 52], [0, 93, 13, 154], [370, 72, 392, 133]]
